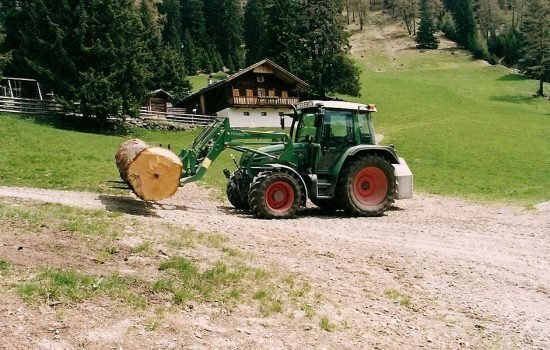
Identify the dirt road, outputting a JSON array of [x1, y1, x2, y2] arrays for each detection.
[[0, 185, 548, 349]]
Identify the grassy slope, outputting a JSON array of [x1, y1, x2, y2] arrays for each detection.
[[348, 42, 549, 205], [0, 38, 548, 205], [0, 116, 233, 193]]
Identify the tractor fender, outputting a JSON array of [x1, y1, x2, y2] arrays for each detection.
[[251, 164, 308, 205], [338, 145, 400, 168]]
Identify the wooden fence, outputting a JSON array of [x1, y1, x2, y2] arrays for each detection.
[[0, 96, 65, 115], [139, 107, 217, 126], [0, 96, 216, 126]]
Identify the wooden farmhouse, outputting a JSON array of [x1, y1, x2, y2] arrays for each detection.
[[175, 59, 308, 127]]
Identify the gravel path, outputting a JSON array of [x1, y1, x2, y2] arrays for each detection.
[[0, 185, 548, 349]]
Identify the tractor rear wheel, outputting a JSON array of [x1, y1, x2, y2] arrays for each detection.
[[249, 171, 303, 219], [338, 155, 396, 216], [226, 173, 250, 210]]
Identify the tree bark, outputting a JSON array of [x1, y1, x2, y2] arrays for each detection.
[[115, 139, 183, 201]]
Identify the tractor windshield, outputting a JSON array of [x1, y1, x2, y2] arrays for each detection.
[[295, 111, 317, 142]]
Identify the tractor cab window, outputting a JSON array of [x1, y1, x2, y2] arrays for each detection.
[[358, 112, 374, 144], [321, 110, 354, 147], [295, 111, 317, 142]]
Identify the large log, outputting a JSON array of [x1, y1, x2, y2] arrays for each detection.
[[115, 139, 183, 201]]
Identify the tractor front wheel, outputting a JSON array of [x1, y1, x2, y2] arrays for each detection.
[[338, 155, 396, 216], [226, 173, 250, 210], [249, 172, 303, 219]]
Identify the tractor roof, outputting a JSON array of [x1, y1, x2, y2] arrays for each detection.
[[296, 100, 377, 112]]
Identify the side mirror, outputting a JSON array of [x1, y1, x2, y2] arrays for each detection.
[[280, 115, 285, 130], [314, 108, 325, 128]]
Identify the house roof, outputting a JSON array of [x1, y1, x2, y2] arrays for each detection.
[[148, 89, 174, 100], [176, 59, 309, 105]]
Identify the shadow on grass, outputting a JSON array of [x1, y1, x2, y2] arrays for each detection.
[[489, 95, 537, 104], [496, 74, 529, 82], [98, 194, 159, 217], [18, 114, 128, 136]]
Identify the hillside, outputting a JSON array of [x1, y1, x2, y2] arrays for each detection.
[[346, 11, 549, 205]]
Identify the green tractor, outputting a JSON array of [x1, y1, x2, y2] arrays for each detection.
[[179, 100, 413, 219]]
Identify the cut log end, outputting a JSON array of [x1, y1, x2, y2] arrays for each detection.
[[115, 140, 183, 201]]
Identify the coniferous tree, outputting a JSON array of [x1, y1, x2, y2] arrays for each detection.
[[205, 0, 245, 71], [440, 10, 457, 40], [179, 0, 211, 72], [244, 0, 268, 64], [158, 0, 183, 48], [139, 0, 191, 99], [0, 31, 9, 79], [444, 0, 489, 59], [182, 30, 200, 74], [264, 0, 302, 70], [518, 0, 549, 96], [416, 0, 439, 48], [4, 0, 170, 123], [181, 0, 208, 46], [295, 0, 361, 96]]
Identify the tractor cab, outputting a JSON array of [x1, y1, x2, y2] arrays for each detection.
[[291, 100, 379, 175], [293, 100, 378, 147]]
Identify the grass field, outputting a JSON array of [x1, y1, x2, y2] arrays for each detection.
[[0, 116, 234, 194], [0, 45, 548, 205], [347, 47, 549, 205]]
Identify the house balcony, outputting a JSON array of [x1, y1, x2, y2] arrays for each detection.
[[232, 96, 299, 107]]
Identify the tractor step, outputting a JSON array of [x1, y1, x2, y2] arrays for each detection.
[[316, 178, 332, 197]]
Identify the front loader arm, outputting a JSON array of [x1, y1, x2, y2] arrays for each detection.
[[179, 118, 291, 186]]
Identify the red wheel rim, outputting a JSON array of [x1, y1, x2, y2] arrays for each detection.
[[353, 167, 388, 206], [265, 181, 294, 213]]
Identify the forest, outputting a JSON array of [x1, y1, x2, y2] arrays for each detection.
[[0, 0, 548, 122]]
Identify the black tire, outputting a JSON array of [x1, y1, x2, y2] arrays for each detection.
[[226, 174, 250, 210], [309, 197, 339, 211], [249, 171, 303, 219], [338, 155, 396, 216]]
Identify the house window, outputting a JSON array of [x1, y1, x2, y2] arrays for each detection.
[[261, 112, 267, 116], [268, 89, 275, 97], [246, 89, 254, 97], [257, 88, 265, 97], [281, 90, 289, 99], [232, 88, 240, 97], [243, 111, 250, 116], [257, 75, 265, 83]]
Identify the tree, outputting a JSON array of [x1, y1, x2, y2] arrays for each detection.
[[475, 0, 503, 39], [263, 0, 302, 70], [158, 0, 183, 48], [396, 0, 418, 35], [0, 32, 9, 79], [244, 0, 268, 64], [518, 0, 549, 96], [295, 0, 361, 96], [139, 0, 191, 99], [444, 0, 489, 59], [4, 0, 153, 123], [416, 0, 439, 48], [440, 10, 457, 40], [205, 0, 245, 71]]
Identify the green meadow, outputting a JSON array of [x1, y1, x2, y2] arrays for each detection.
[[0, 116, 233, 193], [0, 49, 548, 205], [349, 49, 549, 205]]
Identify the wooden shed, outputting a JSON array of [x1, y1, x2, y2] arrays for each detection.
[[145, 89, 173, 113]]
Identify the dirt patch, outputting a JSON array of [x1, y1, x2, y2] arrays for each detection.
[[0, 183, 549, 349]]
